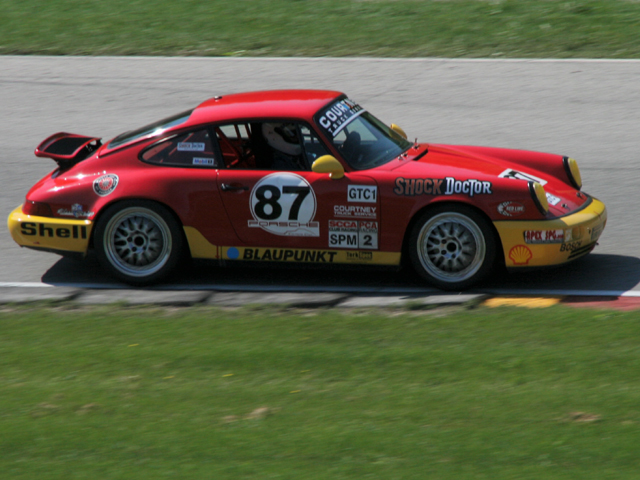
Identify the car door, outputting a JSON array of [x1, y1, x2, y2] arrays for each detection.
[[215, 121, 381, 253]]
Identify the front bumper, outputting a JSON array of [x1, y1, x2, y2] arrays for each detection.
[[494, 196, 607, 267], [7, 205, 93, 254]]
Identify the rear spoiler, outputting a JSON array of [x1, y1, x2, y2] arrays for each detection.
[[35, 132, 102, 170]]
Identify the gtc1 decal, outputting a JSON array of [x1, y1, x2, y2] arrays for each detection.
[[348, 185, 377, 203], [93, 174, 118, 197], [499, 169, 547, 185], [394, 177, 491, 197], [248, 173, 319, 237], [524, 230, 564, 244], [333, 205, 377, 219], [509, 245, 532, 265], [328, 220, 378, 249], [498, 201, 525, 217]]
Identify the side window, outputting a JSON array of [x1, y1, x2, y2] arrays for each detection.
[[141, 129, 218, 168], [216, 121, 329, 172], [300, 125, 331, 164]]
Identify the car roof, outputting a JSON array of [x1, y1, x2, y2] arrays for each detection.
[[187, 89, 344, 125]]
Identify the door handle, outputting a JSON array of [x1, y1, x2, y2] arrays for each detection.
[[221, 183, 249, 192]]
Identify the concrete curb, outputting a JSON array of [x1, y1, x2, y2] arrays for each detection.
[[0, 287, 483, 309]]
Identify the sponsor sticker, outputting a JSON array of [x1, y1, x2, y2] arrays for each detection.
[[509, 245, 533, 265], [241, 248, 337, 263], [328, 220, 378, 249], [523, 229, 564, 244], [347, 251, 373, 261], [348, 185, 377, 203], [177, 142, 205, 152], [560, 241, 582, 252], [57, 204, 94, 218], [393, 177, 492, 197], [498, 201, 525, 217], [499, 169, 547, 185], [333, 205, 377, 218], [317, 98, 365, 137], [20, 222, 88, 239], [248, 173, 319, 237], [93, 174, 118, 196], [546, 193, 561, 206], [192, 157, 216, 166]]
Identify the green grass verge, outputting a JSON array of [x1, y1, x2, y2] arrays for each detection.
[[2, 303, 640, 478], [2, 0, 640, 58]]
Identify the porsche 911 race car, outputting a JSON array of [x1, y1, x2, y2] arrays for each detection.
[[8, 90, 607, 289]]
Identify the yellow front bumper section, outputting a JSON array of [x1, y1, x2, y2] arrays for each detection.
[[494, 197, 607, 267]]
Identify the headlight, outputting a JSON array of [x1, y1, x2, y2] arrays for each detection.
[[529, 181, 549, 215], [563, 156, 582, 190]]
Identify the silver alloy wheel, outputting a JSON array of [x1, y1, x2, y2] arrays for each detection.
[[102, 207, 172, 278], [415, 212, 486, 283]]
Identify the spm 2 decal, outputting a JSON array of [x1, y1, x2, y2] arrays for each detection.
[[394, 177, 492, 197], [248, 172, 319, 237], [328, 220, 378, 249]]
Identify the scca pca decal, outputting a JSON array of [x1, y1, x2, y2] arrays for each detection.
[[328, 220, 378, 249]]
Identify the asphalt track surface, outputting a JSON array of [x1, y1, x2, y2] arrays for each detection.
[[2, 56, 639, 296]]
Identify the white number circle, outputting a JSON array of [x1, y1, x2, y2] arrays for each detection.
[[249, 173, 319, 237]]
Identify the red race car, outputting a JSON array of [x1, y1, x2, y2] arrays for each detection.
[[8, 90, 607, 289]]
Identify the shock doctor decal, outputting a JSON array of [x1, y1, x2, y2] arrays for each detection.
[[248, 172, 319, 237], [394, 177, 492, 197]]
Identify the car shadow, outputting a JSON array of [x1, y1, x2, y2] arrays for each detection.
[[41, 253, 640, 295]]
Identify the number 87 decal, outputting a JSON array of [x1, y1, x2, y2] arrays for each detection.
[[248, 173, 320, 237]]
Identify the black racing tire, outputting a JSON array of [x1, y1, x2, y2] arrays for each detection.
[[94, 200, 184, 285], [408, 204, 498, 291]]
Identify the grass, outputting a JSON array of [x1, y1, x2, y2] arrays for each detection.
[[1, 0, 640, 58], [2, 303, 640, 478]]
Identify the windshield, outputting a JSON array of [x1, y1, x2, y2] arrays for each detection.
[[108, 109, 193, 149], [315, 98, 412, 170]]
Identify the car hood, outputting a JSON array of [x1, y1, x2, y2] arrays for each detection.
[[385, 143, 587, 215]]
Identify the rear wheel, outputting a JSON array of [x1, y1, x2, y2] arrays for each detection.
[[95, 201, 184, 285], [409, 205, 497, 290]]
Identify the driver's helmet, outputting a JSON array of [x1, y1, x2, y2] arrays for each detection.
[[262, 123, 302, 156]]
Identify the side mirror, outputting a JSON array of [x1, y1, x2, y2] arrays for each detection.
[[390, 124, 408, 140], [311, 155, 345, 179]]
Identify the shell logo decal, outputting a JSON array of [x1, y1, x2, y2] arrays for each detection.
[[509, 245, 533, 265]]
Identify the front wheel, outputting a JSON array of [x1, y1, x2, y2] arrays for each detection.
[[408, 205, 497, 290], [95, 201, 184, 285]]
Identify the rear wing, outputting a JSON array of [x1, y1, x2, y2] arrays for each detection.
[[35, 132, 102, 170]]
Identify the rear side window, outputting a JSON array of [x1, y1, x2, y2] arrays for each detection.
[[109, 109, 193, 149], [141, 129, 219, 168]]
